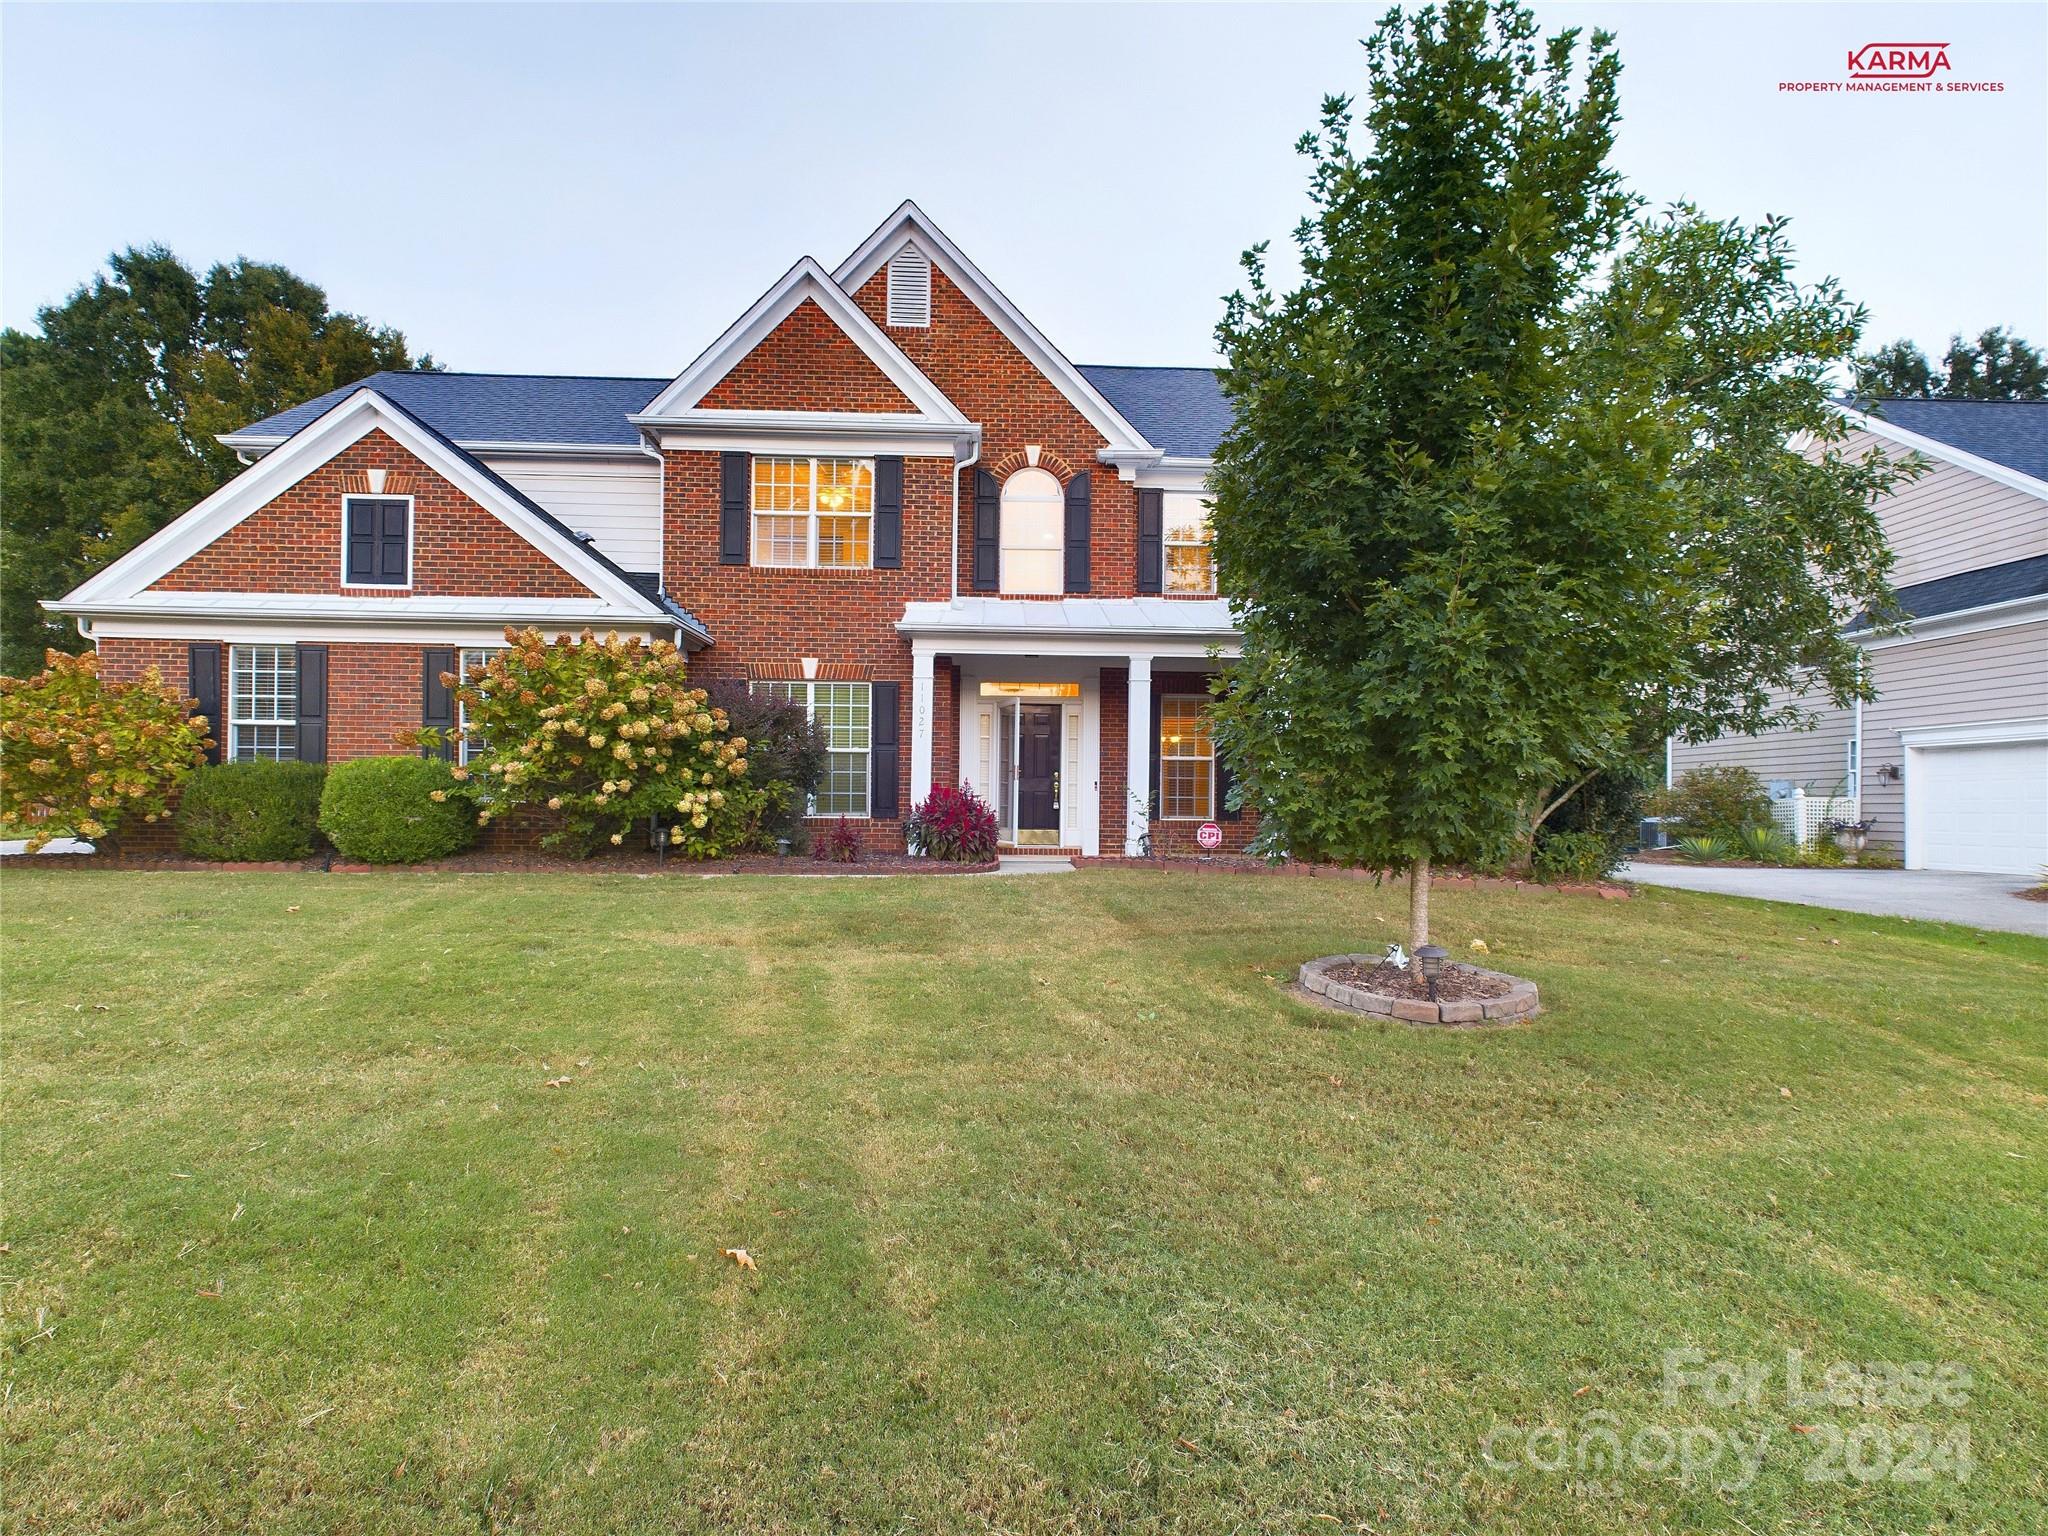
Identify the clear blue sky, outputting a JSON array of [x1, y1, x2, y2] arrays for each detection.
[[4, 2, 2042, 378]]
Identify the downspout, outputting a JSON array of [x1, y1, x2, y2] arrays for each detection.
[[1852, 654, 1864, 804], [952, 434, 979, 605]]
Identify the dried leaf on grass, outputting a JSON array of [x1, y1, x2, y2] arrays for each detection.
[[720, 1247, 757, 1271]]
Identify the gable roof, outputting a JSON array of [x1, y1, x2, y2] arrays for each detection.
[[1853, 552, 2048, 630], [634, 257, 966, 425], [60, 386, 708, 643], [225, 371, 664, 452], [833, 202, 1154, 456], [1077, 366, 1231, 459], [1859, 399, 2048, 482]]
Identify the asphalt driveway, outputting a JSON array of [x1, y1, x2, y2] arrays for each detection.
[[1622, 862, 2048, 936]]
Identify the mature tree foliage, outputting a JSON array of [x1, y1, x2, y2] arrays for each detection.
[[1208, 1, 1911, 948], [1, 247, 435, 671], [1853, 327, 2047, 401]]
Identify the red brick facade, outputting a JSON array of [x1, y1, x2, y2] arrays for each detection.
[[697, 299, 916, 413], [149, 431, 594, 598], [850, 266, 1143, 599]]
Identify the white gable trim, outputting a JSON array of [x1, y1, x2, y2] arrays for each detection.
[[833, 201, 1154, 454], [635, 257, 967, 425], [1833, 404, 2048, 504], [55, 388, 663, 622]]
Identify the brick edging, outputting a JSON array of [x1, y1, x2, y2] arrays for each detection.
[[1298, 954, 1540, 1026]]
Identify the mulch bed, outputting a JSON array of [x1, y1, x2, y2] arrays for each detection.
[[1321, 959, 1514, 1003], [1, 849, 997, 877]]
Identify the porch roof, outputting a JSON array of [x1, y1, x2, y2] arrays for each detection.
[[897, 597, 1238, 646]]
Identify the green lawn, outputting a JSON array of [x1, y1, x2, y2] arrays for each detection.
[[4, 868, 2044, 1533]]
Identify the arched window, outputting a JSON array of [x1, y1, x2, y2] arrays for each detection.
[[1000, 468, 1063, 594]]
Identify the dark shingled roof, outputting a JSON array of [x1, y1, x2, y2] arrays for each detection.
[[1077, 365, 1233, 458], [1851, 553, 2048, 632], [1859, 398, 2048, 483], [234, 371, 666, 448]]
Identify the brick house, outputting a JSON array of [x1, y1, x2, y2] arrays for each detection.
[[47, 203, 1245, 856]]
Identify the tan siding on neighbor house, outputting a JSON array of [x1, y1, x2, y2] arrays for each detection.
[[1841, 427, 2048, 587], [1668, 682, 1855, 795], [1858, 619, 2048, 848]]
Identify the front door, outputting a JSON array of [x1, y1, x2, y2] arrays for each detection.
[[1015, 703, 1061, 845]]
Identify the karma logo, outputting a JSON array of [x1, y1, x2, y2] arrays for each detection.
[[1847, 42, 1952, 80]]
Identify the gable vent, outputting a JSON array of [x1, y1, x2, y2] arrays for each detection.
[[886, 245, 931, 328]]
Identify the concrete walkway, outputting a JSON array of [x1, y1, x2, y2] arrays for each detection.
[[1621, 862, 2047, 937]]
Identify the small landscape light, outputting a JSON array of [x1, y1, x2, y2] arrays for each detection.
[[1416, 945, 1448, 1002]]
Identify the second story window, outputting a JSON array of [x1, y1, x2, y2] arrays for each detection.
[[343, 496, 411, 587], [999, 468, 1064, 595], [1163, 493, 1216, 595], [753, 456, 873, 569]]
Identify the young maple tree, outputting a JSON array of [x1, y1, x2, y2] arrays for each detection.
[[1209, 0, 1909, 953]]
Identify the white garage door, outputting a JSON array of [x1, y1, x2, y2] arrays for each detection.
[[1910, 740, 2048, 875]]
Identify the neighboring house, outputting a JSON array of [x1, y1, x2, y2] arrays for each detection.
[[1668, 399, 2048, 876], [45, 203, 1242, 856]]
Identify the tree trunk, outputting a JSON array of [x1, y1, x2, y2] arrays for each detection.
[[1408, 853, 1431, 968]]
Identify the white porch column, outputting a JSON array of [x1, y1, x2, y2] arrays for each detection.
[[909, 645, 936, 814], [1124, 654, 1153, 855]]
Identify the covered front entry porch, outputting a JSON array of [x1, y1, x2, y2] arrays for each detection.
[[899, 598, 1241, 858]]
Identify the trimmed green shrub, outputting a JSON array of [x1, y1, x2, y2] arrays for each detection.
[[1649, 766, 1774, 843], [318, 756, 476, 864], [177, 761, 327, 861], [1532, 828, 1620, 884]]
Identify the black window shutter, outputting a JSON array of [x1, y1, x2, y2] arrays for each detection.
[[874, 456, 903, 569], [869, 681, 901, 819], [380, 500, 410, 584], [972, 469, 1000, 591], [421, 647, 455, 761], [345, 500, 376, 584], [295, 644, 329, 764], [1148, 679, 1163, 821], [1137, 488, 1164, 594], [1063, 471, 1091, 593], [187, 642, 222, 765], [719, 452, 750, 564]]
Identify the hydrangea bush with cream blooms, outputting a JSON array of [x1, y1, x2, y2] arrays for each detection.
[[443, 627, 767, 856], [0, 649, 211, 851]]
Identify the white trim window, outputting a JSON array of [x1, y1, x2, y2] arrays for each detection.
[[230, 644, 298, 761], [999, 468, 1064, 594], [1159, 695, 1215, 819], [1163, 493, 1216, 595], [341, 494, 413, 588], [754, 680, 871, 816], [1844, 735, 1860, 799], [458, 647, 499, 765], [752, 457, 874, 569]]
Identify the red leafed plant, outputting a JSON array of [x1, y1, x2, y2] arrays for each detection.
[[905, 785, 999, 862], [812, 819, 862, 863]]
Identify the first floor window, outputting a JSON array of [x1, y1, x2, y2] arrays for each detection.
[[1845, 735, 1860, 799], [1163, 493, 1216, 594], [752, 680, 871, 816], [230, 644, 297, 761], [1159, 695, 1214, 819], [458, 647, 498, 765], [753, 456, 873, 569]]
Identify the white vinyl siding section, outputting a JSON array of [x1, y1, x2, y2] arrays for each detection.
[[1837, 427, 2047, 588], [482, 456, 663, 572], [1668, 680, 1856, 794]]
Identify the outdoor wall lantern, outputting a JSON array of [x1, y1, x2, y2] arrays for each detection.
[[1416, 945, 1449, 1001]]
